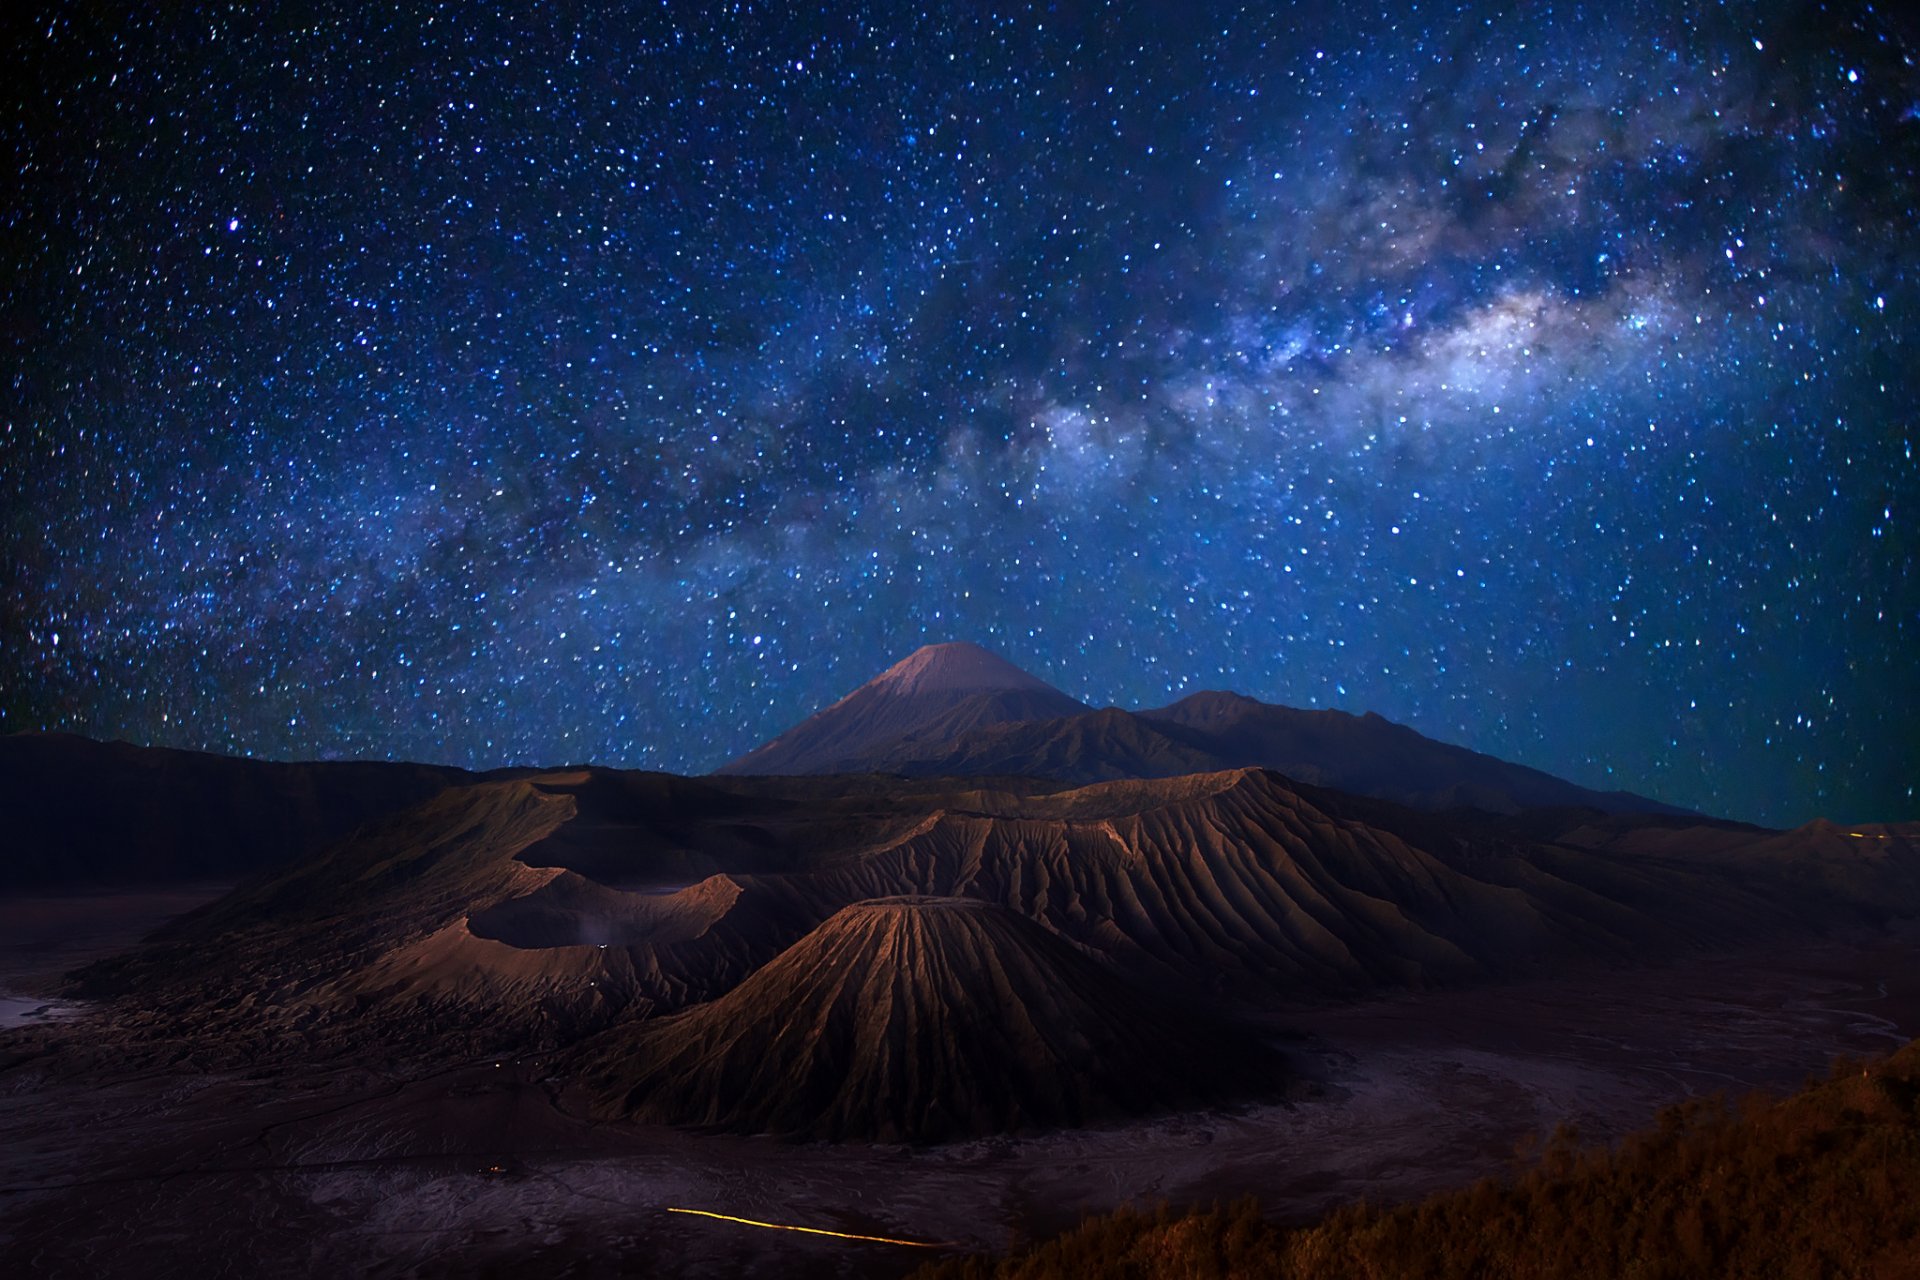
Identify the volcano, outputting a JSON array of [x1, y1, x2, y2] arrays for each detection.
[[571, 895, 1282, 1142], [715, 641, 1087, 775], [714, 649, 1682, 816], [69, 761, 1906, 1071]]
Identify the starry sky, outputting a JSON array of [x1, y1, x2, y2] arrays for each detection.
[[4, 1, 1916, 826]]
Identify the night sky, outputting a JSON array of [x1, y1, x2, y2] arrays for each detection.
[[4, 2, 1916, 826]]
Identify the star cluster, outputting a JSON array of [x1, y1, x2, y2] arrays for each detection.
[[4, 1, 1916, 824]]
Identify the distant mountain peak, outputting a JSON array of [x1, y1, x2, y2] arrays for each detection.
[[718, 650, 1683, 818], [869, 641, 1057, 697], [1158, 689, 1263, 717], [1169, 689, 1260, 706], [714, 642, 1086, 776]]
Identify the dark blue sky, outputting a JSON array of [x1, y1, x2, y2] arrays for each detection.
[[4, 1, 1916, 825]]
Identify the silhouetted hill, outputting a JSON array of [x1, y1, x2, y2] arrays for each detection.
[[0, 732, 472, 888]]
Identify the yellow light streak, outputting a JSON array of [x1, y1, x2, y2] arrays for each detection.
[[666, 1206, 950, 1248]]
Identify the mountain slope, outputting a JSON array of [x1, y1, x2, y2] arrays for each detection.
[[1144, 693, 1684, 813], [715, 642, 1087, 775], [715, 769, 1763, 998], [66, 771, 829, 1057], [572, 896, 1283, 1142], [65, 776, 609, 1056], [864, 693, 1683, 816]]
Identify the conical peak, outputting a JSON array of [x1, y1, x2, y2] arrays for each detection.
[[840, 894, 993, 916], [817, 894, 1009, 941], [714, 642, 1083, 775], [869, 642, 1057, 697]]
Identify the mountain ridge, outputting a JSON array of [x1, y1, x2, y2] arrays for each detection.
[[715, 648, 1686, 816]]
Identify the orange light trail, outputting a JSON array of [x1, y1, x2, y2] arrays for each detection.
[[666, 1206, 950, 1248]]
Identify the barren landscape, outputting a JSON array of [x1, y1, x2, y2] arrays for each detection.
[[4, 883, 1915, 1278], [4, 648, 1916, 1277]]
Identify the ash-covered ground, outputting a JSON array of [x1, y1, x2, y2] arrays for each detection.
[[3, 890, 1915, 1279]]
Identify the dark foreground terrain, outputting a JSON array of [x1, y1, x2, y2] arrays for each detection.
[[2, 885, 1915, 1278], [3, 667, 1916, 1277], [919, 1038, 1920, 1279]]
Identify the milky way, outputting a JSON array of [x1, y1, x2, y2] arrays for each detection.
[[4, 2, 1916, 824]]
